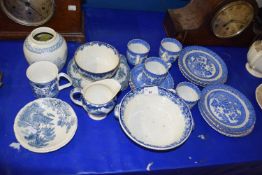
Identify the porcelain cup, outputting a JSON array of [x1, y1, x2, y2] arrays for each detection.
[[142, 57, 169, 86], [159, 38, 182, 68], [70, 79, 121, 121], [246, 40, 262, 78], [26, 61, 72, 98], [74, 42, 120, 81], [175, 82, 201, 108], [126, 39, 150, 66]]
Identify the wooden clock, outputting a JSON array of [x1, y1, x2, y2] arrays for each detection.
[[164, 0, 259, 46], [0, 0, 85, 42]]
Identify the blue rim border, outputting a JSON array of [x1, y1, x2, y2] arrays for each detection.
[[198, 84, 256, 137], [178, 46, 228, 87]]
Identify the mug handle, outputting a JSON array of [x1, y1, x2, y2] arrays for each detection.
[[168, 88, 176, 94], [114, 104, 121, 120], [58, 73, 72, 91], [161, 52, 168, 62], [70, 88, 83, 106], [135, 55, 141, 65]]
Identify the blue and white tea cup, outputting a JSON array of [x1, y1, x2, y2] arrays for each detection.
[[26, 61, 72, 98], [159, 38, 182, 68], [176, 82, 201, 108], [74, 41, 120, 81], [126, 39, 150, 66], [142, 57, 169, 86]]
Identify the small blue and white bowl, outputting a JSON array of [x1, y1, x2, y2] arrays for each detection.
[[159, 38, 182, 67], [143, 57, 169, 86], [74, 41, 120, 81], [176, 81, 201, 109], [126, 39, 150, 66]]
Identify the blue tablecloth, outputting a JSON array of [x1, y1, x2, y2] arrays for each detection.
[[0, 8, 262, 175]]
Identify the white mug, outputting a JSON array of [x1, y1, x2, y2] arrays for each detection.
[[26, 61, 72, 98]]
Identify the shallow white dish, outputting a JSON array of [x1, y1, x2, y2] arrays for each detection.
[[14, 98, 77, 153], [115, 86, 193, 150]]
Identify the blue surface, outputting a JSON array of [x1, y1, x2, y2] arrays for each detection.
[[84, 0, 189, 12], [0, 7, 262, 175]]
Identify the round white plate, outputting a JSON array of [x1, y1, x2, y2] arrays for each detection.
[[198, 84, 256, 137], [178, 46, 228, 87], [14, 98, 78, 153]]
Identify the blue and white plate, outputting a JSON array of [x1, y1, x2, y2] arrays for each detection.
[[129, 64, 174, 90], [14, 98, 78, 153], [115, 86, 193, 150], [198, 84, 256, 137], [67, 54, 130, 91], [178, 46, 228, 87]]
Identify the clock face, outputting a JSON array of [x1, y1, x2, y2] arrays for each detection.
[[211, 1, 254, 38], [0, 0, 55, 26]]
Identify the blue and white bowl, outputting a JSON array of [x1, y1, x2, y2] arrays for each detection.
[[176, 81, 201, 109], [159, 37, 182, 67], [74, 41, 120, 81], [126, 39, 150, 66], [67, 54, 130, 91], [114, 86, 193, 150]]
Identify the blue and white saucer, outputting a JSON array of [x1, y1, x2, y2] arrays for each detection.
[[129, 64, 174, 90], [198, 84, 256, 137], [67, 54, 130, 91], [14, 98, 78, 153], [178, 46, 228, 87]]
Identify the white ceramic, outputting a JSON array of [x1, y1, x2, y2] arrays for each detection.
[[14, 98, 78, 153], [198, 84, 256, 137], [26, 61, 72, 98], [114, 86, 193, 150], [126, 39, 150, 65], [74, 42, 120, 81], [246, 40, 262, 78], [256, 83, 262, 109], [67, 54, 130, 91], [23, 27, 68, 71], [176, 82, 201, 109], [70, 79, 121, 121], [159, 38, 182, 68]]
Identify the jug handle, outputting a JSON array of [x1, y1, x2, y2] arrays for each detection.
[[70, 88, 83, 106]]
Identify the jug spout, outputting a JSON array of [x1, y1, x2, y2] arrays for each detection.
[[92, 79, 121, 99]]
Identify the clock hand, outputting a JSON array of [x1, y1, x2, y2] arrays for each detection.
[[223, 19, 245, 27], [19, 0, 44, 18]]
